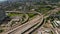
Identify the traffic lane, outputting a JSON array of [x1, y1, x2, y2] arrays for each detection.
[[7, 15, 42, 34]]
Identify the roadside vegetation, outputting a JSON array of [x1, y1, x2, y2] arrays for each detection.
[[56, 11, 60, 14], [27, 13, 37, 18], [7, 13, 24, 17], [0, 29, 4, 33], [35, 6, 54, 14]]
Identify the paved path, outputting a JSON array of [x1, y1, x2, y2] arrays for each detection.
[[30, 7, 60, 34], [8, 15, 42, 34], [23, 18, 43, 34], [2, 15, 42, 34], [6, 11, 37, 14]]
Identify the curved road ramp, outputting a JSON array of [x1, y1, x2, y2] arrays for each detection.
[[1, 13, 43, 34]]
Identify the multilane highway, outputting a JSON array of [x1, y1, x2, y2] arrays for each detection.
[[2, 13, 43, 34], [2, 9, 43, 34], [2, 7, 60, 34], [29, 7, 60, 34]]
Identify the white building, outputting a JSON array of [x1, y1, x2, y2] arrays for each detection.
[[53, 20, 60, 27]]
